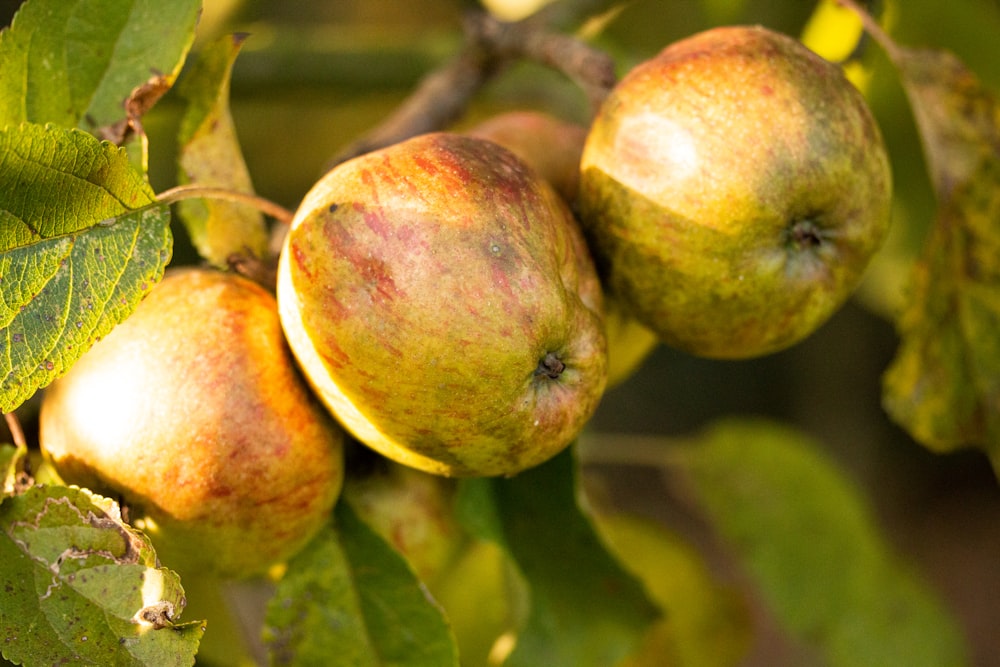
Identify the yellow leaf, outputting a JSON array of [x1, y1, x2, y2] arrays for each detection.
[[176, 34, 270, 268]]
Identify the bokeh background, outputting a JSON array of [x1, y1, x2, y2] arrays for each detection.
[[3, 1, 999, 665]]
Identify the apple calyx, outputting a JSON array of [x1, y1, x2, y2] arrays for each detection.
[[535, 352, 566, 380], [786, 218, 826, 250]]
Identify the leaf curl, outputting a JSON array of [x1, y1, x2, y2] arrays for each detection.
[[0, 485, 204, 666]]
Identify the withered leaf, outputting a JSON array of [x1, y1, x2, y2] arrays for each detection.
[[854, 6, 1000, 471]]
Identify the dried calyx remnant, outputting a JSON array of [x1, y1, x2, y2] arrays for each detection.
[[788, 218, 825, 249], [535, 352, 566, 380]]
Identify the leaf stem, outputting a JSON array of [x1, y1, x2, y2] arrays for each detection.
[[156, 185, 295, 225], [576, 433, 689, 469], [3, 412, 26, 449], [835, 0, 901, 60]]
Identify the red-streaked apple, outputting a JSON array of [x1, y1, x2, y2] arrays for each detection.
[[277, 132, 607, 477], [39, 268, 345, 578], [466, 110, 660, 386]]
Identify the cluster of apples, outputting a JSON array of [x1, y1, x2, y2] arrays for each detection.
[[38, 26, 891, 578]]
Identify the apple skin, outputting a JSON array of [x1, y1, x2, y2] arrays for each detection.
[[466, 110, 660, 387], [578, 25, 892, 359], [277, 132, 607, 478], [466, 110, 589, 203], [344, 458, 466, 584], [39, 268, 345, 579]]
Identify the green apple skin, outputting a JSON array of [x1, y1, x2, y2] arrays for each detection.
[[466, 110, 660, 387], [277, 132, 607, 478], [39, 268, 345, 579], [578, 25, 892, 359], [344, 459, 466, 585]]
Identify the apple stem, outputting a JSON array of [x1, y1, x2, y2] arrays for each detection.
[[156, 185, 295, 225]]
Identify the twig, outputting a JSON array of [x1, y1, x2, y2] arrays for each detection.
[[835, 0, 900, 60], [227, 252, 279, 293], [326, 8, 617, 168], [327, 18, 502, 167], [467, 11, 617, 113], [576, 432, 688, 469]]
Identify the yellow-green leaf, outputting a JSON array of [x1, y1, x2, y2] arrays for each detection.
[[594, 512, 751, 667], [883, 159, 1000, 464], [849, 6, 1000, 470], [0, 0, 200, 134], [0, 485, 204, 666], [800, 0, 865, 65], [0, 122, 171, 413], [1, 442, 27, 497], [456, 448, 661, 667], [677, 418, 970, 667], [263, 501, 459, 667], [176, 33, 270, 268], [800, 0, 873, 93]]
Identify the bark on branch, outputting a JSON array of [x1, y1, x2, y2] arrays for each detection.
[[326, 8, 617, 168]]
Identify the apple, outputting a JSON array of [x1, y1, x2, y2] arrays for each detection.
[[39, 268, 345, 578], [466, 110, 660, 386], [465, 109, 589, 203], [429, 539, 524, 667], [344, 458, 466, 584], [578, 25, 892, 359], [277, 132, 607, 477]]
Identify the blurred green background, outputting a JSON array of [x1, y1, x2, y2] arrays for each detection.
[[3, 1, 999, 665]]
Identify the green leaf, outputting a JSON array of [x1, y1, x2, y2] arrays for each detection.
[[0, 0, 200, 134], [457, 448, 660, 667], [0, 485, 204, 666], [0, 122, 171, 413], [594, 512, 751, 667], [676, 418, 969, 667], [1, 443, 27, 497], [263, 500, 459, 667], [176, 33, 270, 268], [853, 13, 1000, 470]]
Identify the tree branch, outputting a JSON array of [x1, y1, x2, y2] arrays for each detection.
[[326, 7, 617, 168]]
